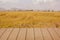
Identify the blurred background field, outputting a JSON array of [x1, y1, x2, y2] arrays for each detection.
[[0, 11, 60, 28]]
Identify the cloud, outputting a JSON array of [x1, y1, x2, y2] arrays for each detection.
[[32, 0, 54, 4], [0, 0, 60, 10], [0, 0, 18, 3], [32, 0, 60, 10]]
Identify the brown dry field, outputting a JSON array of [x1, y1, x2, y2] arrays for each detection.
[[0, 11, 60, 28]]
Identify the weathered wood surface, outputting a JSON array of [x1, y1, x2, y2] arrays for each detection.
[[0, 28, 60, 40]]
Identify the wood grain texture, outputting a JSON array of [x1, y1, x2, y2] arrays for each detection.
[[0, 28, 60, 40]]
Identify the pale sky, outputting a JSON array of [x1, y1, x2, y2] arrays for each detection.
[[0, 0, 60, 10]]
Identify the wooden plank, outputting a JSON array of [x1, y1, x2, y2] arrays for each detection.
[[26, 28, 34, 40], [48, 28, 60, 40], [54, 28, 60, 38], [0, 28, 7, 38], [0, 28, 13, 40], [17, 28, 26, 40], [34, 28, 43, 40], [41, 28, 52, 40], [8, 28, 19, 40], [0, 28, 59, 40]]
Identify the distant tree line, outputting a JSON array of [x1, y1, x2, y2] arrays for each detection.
[[0, 8, 60, 12]]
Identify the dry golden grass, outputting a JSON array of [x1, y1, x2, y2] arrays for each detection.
[[0, 11, 60, 28]]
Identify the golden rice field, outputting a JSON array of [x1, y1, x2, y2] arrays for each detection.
[[0, 11, 60, 28]]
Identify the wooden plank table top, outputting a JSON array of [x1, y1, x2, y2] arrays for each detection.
[[0, 28, 60, 40]]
